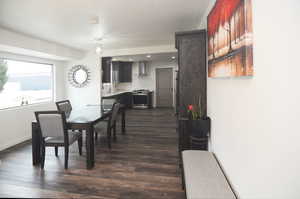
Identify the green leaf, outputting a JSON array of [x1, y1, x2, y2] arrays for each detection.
[[0, 60, 8, 91]]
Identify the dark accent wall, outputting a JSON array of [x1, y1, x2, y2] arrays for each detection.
[[175, 30, 207, 118]]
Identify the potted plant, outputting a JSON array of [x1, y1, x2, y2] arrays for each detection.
[[187, 103, 211, 139], [0, 60, 8, 92]]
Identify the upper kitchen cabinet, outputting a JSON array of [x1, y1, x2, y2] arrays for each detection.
[[118, 61, 132, 83], [102, 57, 112, 83], [175, 30, 207, 118]]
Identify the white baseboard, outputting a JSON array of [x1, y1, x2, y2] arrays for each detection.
[[0, 135, 31, 151]]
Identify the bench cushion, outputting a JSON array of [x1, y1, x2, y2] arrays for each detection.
[[182, 150, 236, 199]]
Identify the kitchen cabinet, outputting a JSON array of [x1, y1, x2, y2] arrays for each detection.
[[119, 61, 132, 83], [110, 61, 132, 83], [102, 92, 132, 109], [102, 57, 111, 83]]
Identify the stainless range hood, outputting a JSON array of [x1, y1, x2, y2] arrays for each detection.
[[138, 61, 147, 76]]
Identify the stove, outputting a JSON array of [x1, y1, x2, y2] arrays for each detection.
[[132, 89, 152, 109]]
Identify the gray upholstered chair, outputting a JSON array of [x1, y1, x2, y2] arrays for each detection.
[[56, 100, 80, 133], [94, 102, 121, 148], [55, 100, 72, 117], [94, 98, 116, 140], [35, 111, 82, 169], [101, 98, 116, 112]]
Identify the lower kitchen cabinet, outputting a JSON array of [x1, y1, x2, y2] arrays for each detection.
[[102, 92, 132, 109]]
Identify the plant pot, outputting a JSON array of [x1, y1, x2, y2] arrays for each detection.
[[187, 117, 211, 150], [187, 117, 211, 138]]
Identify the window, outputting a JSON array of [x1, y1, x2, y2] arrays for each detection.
[[0, 59, 53, 110]]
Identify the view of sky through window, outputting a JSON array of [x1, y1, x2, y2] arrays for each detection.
[[0, 59, 53, 109]]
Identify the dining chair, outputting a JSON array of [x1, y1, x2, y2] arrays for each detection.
[[35, 111, 82, 169], [55, 100, 72, 117], [101, 98, 116, 112], [94, 102, 121, 149], [94, 98, 116, 140], [56, 100, 80, 133]]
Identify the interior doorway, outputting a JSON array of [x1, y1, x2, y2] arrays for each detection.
[[156, 68, 173, 107]]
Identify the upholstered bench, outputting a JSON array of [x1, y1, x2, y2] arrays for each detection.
[[182, 150, 236, 199]]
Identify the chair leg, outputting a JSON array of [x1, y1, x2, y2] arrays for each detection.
[[113, 124, 117, 142], [107, 128, 111, 149], [78, 136, 83, 156], [64, 146, 69, 169], [95, 132, 98, 141], [85, 133, 88, 147], [181, 170, 185, 190], [41, 144, 46, 170], [55, 146, 58, 157]]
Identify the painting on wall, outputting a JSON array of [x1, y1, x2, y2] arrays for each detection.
[[207, 0, 253, 77]]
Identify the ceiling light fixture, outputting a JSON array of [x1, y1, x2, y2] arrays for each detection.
[[95, 45, 103, 55], [95, 38, 103, 55], [146, 55, 151, 58], [172, 56, 176, 59]]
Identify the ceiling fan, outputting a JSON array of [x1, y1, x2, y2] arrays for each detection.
[[89, 16, 106, 55], [89, 16, 141, 55]]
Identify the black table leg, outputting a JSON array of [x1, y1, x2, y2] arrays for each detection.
[[121, 108, 126, 135], [86, 124, 95, 169], [32, 122, 41, 165]]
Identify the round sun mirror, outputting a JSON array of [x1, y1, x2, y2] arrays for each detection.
[[74, 68, 88, 84], [68, 65, 90, 88]]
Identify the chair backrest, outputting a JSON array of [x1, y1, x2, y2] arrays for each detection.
[[56, 100, 72, 116], [101, 98, 117, 112], [35, 111, 67, 139], [110, 102, 121, 127]]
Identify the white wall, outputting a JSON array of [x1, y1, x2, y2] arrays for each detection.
[[201, 0, 300, 198], [0, 27, 84, 60], [0, 26, 84, 151], [0, 52, 66, 151], [115, 61, 178, 107], [65, 51, 101, 108], [102, 45, 176, 57], [65, 50, 178, 108]]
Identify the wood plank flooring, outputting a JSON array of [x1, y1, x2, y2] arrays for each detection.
[[0, 108, 185, 198]]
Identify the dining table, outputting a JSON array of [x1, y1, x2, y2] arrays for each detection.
[[31, 104, 126, 169]]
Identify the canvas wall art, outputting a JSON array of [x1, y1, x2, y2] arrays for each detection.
[[207, 0, 253, 77]]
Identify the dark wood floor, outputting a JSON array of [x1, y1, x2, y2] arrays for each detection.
[[0, 108, 185, 198]]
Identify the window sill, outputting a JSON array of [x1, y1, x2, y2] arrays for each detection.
[[0, 101, 54, 111]]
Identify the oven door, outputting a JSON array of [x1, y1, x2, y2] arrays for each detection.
[[132, 94, 148, 109]]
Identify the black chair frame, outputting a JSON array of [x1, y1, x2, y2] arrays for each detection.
[[35, 111, 82, 169], [95, 102, 120, 149]]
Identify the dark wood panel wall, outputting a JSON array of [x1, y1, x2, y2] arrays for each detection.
[[175, 30, 207, 118]]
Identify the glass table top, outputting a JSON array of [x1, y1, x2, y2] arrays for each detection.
[[67, 106, 109, 124]]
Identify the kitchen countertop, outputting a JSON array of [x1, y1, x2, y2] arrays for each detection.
[[102, 91, 132, 98], [102, 90, 154, 98]]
